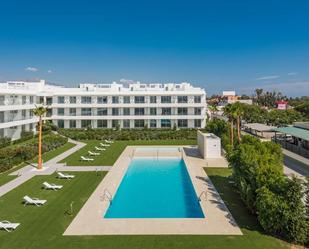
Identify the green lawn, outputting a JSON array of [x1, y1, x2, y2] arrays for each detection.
[[0, 167, 289, 249], [0, 142, 75, 187], [61, 139, 197, 166]]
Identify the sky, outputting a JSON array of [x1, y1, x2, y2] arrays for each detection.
[[0, 0, 309, 97]]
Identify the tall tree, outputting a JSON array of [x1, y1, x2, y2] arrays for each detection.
[[233, 102, 244, 142], [32, 105, 47, 170], [223, 104, 236, 147], [208, 104, 218, 119]]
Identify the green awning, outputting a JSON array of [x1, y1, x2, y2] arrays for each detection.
[[274, 127, 309, 141]]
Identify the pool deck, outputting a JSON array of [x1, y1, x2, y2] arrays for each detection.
[[64, 145, 242, 235]]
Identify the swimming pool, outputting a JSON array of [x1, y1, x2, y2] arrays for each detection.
[[104, 158, 204, 218]]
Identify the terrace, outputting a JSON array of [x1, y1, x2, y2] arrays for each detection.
[[0, 137, 289, 249]]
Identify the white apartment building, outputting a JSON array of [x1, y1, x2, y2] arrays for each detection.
[[0, 80, 207, 140]]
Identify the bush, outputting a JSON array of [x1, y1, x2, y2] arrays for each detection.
[[228, 134, 308, 244], [0, 134, 67, 173], [58, 128, 198, 141], [0, 137, 11, 149]]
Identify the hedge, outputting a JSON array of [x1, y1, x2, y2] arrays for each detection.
[[58, 128, 199, 141], [0, 134, 67, 173], [206, 119, 309, 244]]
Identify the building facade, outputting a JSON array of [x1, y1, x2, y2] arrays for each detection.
[[0, 80, 207, 140]]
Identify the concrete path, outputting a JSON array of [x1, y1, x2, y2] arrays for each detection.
[[0, 139, 111, 198]]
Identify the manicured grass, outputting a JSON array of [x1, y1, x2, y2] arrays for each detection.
[[204, 167, 288, 249], [0, 168, 289, 249], [0, 142, 75, 187], [61, 140, 197, 166]]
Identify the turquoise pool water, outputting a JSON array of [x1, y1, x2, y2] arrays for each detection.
[[104, 158, 204, 218]]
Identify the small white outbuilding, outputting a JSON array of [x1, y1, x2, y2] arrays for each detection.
[[197, 131, 221, 159]]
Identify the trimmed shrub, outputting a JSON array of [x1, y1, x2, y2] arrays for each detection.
[[0, 134, 67, 173], [58, 128, 198, 141]]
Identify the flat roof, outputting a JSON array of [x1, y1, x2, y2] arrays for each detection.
[[294, 122, 309, 131], [243, 123, 276, 132], [274, 126, 309, 141]]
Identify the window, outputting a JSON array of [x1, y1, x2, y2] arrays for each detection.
[[112, 120, 119, 128], [194, 96, 201, 103], [177, 119, 188, 128], [22, 96, 27, 105], [97, 108, 107, 116], [194, 119, 202, 128], [57, 120, 64, 128], [150, 96, 157, 103], [123, 108, 130, 115], [194, 107, 201, 115], [0, 112, 4, 123], [97, 120, 107, 128], [123, 96, 130, 104], [112, 108, 119, 116], [134, 119, 145, 128], [57, 108, 65, 116], [46, 97, 52, 105], [134, 96, 145, 103], [177, 96, 188, 103], [162, 108, 171, 115], [81, 108, 92, 116], [134, 108, 144, 116], [0, 96, 4, 105], [150, 108, 157, 115], [58, 96, 65, 104], [161, 96, 171, 103], [69, 108, 76, 116], [69, 120, 76, 128], [22, 110, 27, 118], [97, 96, 107, 104], [177, 108, 188, 115], [81, 120, 91, 128], [161, 119, 171, 128], [150, 119, 157, 128], [81, 96, 92, 104], [69, 96, 76, 104], [123, 120, 130, 128], [112, 96, 119, 104], [29, 96, 34, 104]]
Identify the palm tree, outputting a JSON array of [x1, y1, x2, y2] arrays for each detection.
[[233, 102, 244, 142], [32, 105, 47, 170], [208, 105, 219, 119], [223, 104, 236, 147]]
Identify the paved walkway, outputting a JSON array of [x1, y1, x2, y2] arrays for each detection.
[[0, 139, 111, 198]]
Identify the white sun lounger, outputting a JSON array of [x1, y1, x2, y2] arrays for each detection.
[[88, 151, 100, 156], [100, 143, 110, 147], [43, 182, 63, 190], [0, 221, 20, 232], [95, 146, 106, 151], [23, 195, 47, 206], [105, 139, 114, 144], [80, 156, 94, 161], [57, 172, 75, 179]]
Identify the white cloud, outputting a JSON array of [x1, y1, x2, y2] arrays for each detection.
[[25, 66, 38, 72], [119, 78, 136, 84], [47, 69, 52, 74], [287, 72, 298, 76], [255, 75, 280, 80]]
